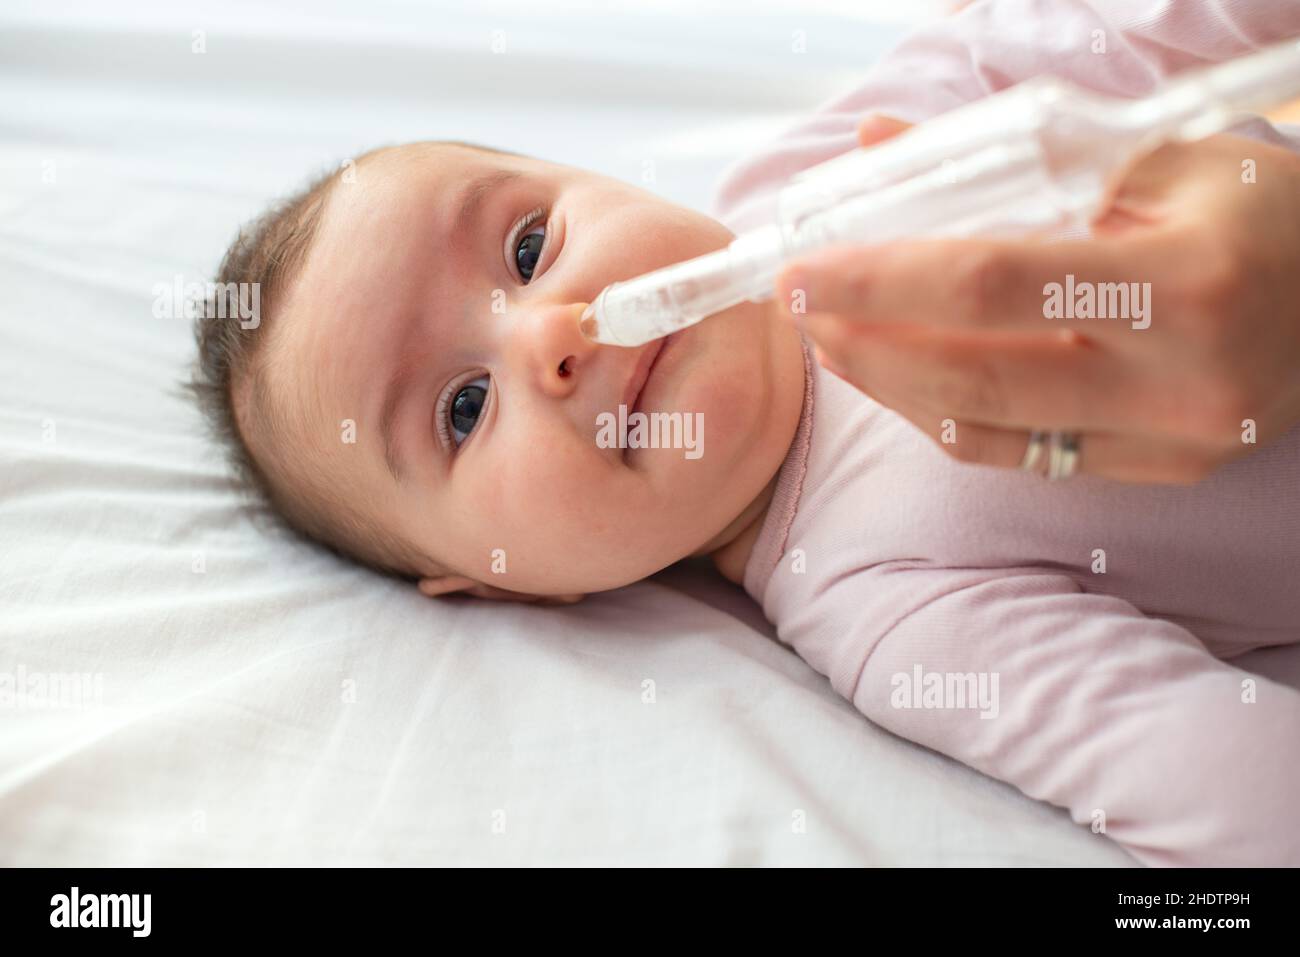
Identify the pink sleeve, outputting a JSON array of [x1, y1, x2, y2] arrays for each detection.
[[847, 568, 1300, 866], [711, 0, 1300, 231]]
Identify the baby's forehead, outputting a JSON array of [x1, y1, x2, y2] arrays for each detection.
[[355, 141, 521, 187], [313, 143, 521, 255]]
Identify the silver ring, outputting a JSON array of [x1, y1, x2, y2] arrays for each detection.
[[1047, 431, 1081, 480], [1020, 431, 1048, 473]]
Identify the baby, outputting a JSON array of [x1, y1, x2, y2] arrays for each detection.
[[192, 141, 803, 596], [190, 138, 1300, 868]]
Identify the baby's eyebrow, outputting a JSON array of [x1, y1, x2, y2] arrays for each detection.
[[453, 168, 524, 237], [380, 350, 422, 483], [376, 167, 525, 483]]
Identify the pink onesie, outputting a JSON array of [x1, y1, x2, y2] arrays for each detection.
[[743, 342, 1300, 866], [710, 0, 1300, 866]]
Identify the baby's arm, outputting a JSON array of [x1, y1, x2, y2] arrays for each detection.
[[841, 568, 1300, 867], [822, 0, 1300, 121], [712, 0, 1300, 230]]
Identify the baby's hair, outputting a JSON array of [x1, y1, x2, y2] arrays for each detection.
[[185, 140, 519, 582]]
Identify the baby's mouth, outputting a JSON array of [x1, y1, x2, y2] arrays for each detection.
[[622, 335, 670, 415], [605, 332, 680, 465]]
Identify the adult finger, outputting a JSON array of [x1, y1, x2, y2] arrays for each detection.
[[863, 398, 1230, 485], [801, 311, 1130, 433], [778, 232, 1179, 340]]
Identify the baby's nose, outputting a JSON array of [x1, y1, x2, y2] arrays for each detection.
[[513, 302, 599, 389]]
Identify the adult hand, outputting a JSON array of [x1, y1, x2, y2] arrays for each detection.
[[775, 113, 1300, 483]]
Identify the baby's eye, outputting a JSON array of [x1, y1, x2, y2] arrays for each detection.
[[515, 223, 546, 283], [448, 375, 490, 445]]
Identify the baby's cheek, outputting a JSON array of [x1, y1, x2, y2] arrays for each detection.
[[520, 440, 586, 508], [464, 440, 614, 586], [469, 438, 570, 525]]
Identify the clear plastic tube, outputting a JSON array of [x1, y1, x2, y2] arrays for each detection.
[[580, 38, 1300, 347]]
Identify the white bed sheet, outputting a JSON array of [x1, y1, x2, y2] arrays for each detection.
[[0, 0, 1151, 865]]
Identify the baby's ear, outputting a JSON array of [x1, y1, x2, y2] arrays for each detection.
[[416, 575, 585, 606], [416, 574, 480, 599]]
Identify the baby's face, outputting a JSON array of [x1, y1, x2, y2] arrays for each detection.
[[261, 143, 804, 593]]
